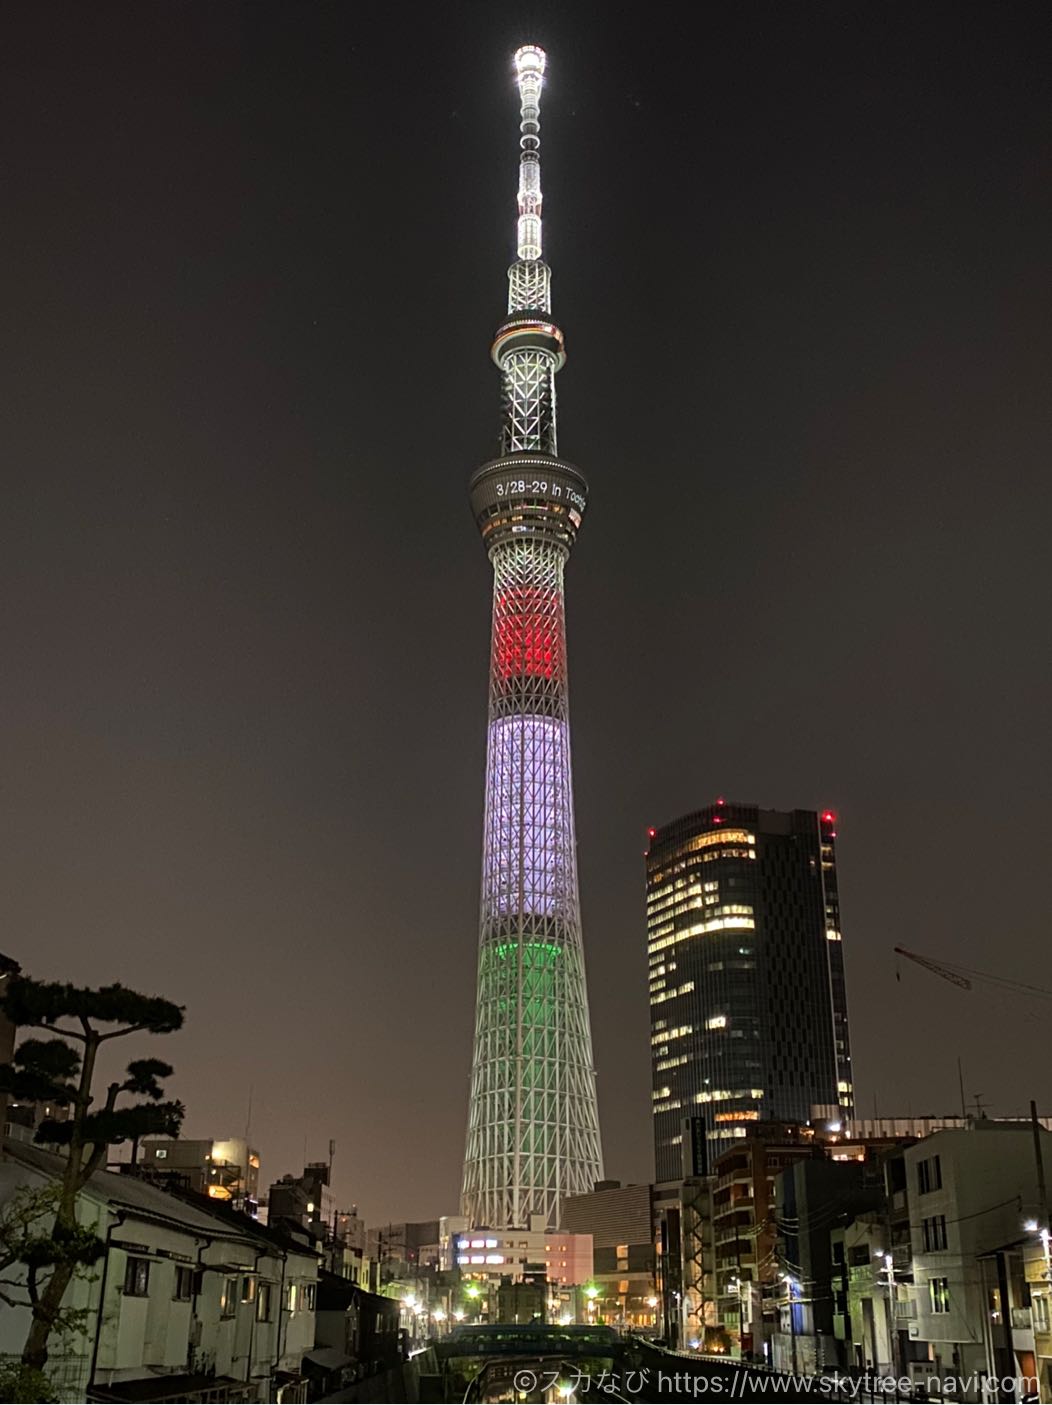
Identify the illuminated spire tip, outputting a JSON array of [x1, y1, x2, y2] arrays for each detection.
[[513, 44, 546, 262]]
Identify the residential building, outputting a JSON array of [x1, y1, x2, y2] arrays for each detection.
[[367, 1220, 441, 1280], [268, 1165, 373, 1287], [336, 1208, 366, 1255], [711, 1123, 819, 1357], [438, 1215, 470, 1271], [646, 801, 851, 1179], [773, 1154, 886, 1372], [140, 1137, 260, 1213], [831, 1211, 895, 1377], [267, 1161, 335, 1236], [0, 1137, 317, 1403], [1023, 1235, 1052, 1401], [311, 1270, 404, 1395], [903, 1122, 1051, 1396]]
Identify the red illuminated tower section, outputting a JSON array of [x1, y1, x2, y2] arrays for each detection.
[[461, 46, 603, 1231]]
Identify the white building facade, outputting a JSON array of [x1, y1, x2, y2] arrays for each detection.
[[0, 1140, 318, 1403]]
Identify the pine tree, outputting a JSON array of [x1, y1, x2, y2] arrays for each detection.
[[0, 977, 185, 1371]]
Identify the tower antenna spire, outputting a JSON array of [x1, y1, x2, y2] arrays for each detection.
[[513, 45, 545, 262]]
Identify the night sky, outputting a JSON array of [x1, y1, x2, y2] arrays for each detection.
[[3, 2, 1050, 1225]]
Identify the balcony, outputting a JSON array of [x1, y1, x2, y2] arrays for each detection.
[[895, 1301, 917, 1320], [1011, 1307, 1034, 1330]]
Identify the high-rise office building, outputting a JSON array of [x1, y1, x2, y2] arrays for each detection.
[[461, 46, 603, 1230], [646, 801, 852, 1180]]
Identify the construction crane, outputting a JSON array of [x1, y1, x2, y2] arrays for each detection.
[[894, 947, 1052, 1002]]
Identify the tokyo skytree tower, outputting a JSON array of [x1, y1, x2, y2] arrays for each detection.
[[462, 45, 604, 1231]]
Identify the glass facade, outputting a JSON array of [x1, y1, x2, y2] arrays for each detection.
[[646, 802, 853, 1181]]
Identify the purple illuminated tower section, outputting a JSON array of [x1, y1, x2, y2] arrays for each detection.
[[461, 45, 604, 1231]]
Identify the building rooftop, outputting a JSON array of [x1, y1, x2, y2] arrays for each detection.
[[4, 1138, 319, 1258]]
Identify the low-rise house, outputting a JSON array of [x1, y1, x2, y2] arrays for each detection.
[[1023, 1235, 1052, 1401], [904, 1122, 1051, 1397], [314, 1270, 402, 1374], [0, 1138, 318, 1403]]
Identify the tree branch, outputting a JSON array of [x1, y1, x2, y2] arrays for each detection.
[[17, 1021, 87, 1044], [97, 1023, 153, 1043]]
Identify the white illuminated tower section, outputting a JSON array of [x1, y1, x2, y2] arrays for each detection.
[[462, 45, 604, 1231]]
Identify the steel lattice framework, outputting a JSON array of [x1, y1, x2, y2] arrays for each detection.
[[462, 46, 603, 1231]]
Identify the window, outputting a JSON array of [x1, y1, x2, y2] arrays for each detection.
[[240, 1276, 256, 1303], [287, 1282, 299, 1312], [173, 1265, 194, 1301], [1033, 1295, 1050, 1333], [256, 1282, 273, 1322], [220, 1276, 239, 1318], [929, 1277, 950, 1314], [154, 1149, 168, 1160], [918, 1155, 943, 1195], [123, 1257, 150, 1297], [922, 1215, 948, 1251], [303, 1282, 317, 1311]]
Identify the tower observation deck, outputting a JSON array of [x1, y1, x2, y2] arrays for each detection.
[[461, 46, 604, 1232]]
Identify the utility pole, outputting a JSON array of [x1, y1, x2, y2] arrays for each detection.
[[882, 1252, 897, 1379], [1031, 1102, 1052, 1290], [1031, 1102, 1048, 1224]]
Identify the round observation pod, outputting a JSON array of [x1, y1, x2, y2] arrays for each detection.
[[468, 452, 588, 556], [490, 316, 566, 371]]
